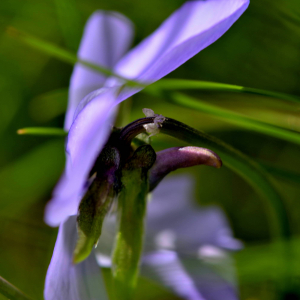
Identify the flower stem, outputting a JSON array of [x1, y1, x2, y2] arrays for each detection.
[[111, 145, 156, 300]]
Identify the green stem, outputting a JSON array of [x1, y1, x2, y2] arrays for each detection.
[[112, 172, 147, 300], [112, 145, 155, 300], [0, 276, 34, 300]]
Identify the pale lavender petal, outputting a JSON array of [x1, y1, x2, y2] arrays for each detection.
[[44, 216, 108, 300], [95, 215, 116, 268], [142, 250, 238, 300], [110, 0, 249, 101], [142, 251, 205, 300], [45, 87, 119, 226], [144, 175, 242, 253], [65, 11, 133, 130]]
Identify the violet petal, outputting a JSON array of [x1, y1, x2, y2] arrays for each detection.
[[65, 11, 133, 130], [46, 1, 249, 226], [44, 216, 108, 300], [45, 87, 119, 226], [145, 175, 242, 253], [111, 0, 249, 101], [142, 250, 238, 300]]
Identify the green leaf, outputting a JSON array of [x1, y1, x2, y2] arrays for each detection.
[[6, 27, 144, 88], [147, 79, 300, 104], [162, 92, 300, 146], [17, 127, 67, 136]]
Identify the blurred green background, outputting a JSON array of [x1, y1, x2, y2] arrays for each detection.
[[0, 0, 300, 299]]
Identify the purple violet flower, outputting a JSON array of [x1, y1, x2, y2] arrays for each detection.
[[44, 1, 249, 299], [44, 0, 249, 226]]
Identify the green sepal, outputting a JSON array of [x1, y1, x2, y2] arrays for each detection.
[[73, 146, 120, 264]]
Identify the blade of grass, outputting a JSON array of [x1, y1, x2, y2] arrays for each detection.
[[17, 127, 67, 136], [260, 163, 300, 185], [148, 79, 300, 104], [159, 91, 300, 146], [6, 27, 145, 88], [220, 105, 300, 133], [0, 275, 34, 300], [7, 27, 300, 107]]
